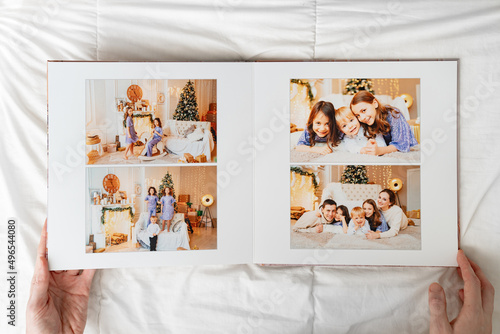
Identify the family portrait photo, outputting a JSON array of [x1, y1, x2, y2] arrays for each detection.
[[85, 79, 217, 165], [86, 165, 217, 253], [290, 78, 420, 164], [290, 165, 421, 250]]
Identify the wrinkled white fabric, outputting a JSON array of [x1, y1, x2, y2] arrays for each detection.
[[1, 1, 499, 334]]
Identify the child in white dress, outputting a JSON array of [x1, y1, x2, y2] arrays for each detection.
[[335, 107, 386, 154]]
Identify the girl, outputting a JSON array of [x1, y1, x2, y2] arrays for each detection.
[[295, 101, 337, 155], [334, 106, 387, 154], [160, 187, 176, 232], [334, 205, 350, 234], [362, 199, 389, 232], [350, 91, 417, 155], [366, 189, 409, 239], [124, 107, 138, 160], [144, 187, 159, 226], [146, 118, 164, 157]]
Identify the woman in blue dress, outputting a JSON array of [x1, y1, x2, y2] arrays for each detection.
[[144, 187, 159, 226], [124, 107, 138, 160], [350, 91, 417, 155], [146, 118, 164, 157], [160, 187, 176, 232]]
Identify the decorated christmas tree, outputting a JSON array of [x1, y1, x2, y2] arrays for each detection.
[[344, 79, 375, 95], [157, 172, 176, 213], [172, 80, 199, 121], [341, 165, 368, 184]]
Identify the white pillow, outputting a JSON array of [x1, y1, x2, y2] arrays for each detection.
[[391, 96, 411, 120], [321, 182, 348, 204], [187, 127, 204, 142], [168, 120, 180, 137], [171, 220, 182, 233]]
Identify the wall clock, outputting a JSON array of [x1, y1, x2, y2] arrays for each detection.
[[127, 84, 143, 103], [103, 174, 120, 194]]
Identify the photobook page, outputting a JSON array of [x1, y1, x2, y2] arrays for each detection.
[[48, 62, 254, 269], [253, 61, 458, 266]]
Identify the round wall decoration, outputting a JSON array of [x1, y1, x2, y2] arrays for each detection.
[[103, 174, 120, 194], [127, 84, 143, 102]]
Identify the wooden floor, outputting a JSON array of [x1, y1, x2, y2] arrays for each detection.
[[189, 226, 217, 250]]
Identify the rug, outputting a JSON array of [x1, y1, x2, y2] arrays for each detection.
[[290, 145, 421, 164], [290, 223, 421, 250]]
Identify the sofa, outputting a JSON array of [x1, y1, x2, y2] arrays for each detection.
[[320, 182, 382, 212], [138, 119, 215, 161], [134, 212, 191, 251]]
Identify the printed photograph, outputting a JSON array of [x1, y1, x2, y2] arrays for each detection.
[[86, 166, 217, 253], [290, 78, 420, 164], [290, 165, 421, 250], [85, 79, 217, 165]]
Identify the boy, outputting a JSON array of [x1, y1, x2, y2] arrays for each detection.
[[347, 206, 371, 235], [335, 107, 386, 154], [147, 215, 161, 251]]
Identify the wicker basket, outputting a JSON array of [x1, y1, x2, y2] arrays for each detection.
[[87, 150, 100, 164]]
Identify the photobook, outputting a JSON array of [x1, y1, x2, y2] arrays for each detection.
[[47, 61, 458, 269]]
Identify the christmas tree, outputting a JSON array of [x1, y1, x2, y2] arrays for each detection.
[[157, 172, 176, 213], [344, 79, 375, 95], [341, 165, 368, 184], [173, 80, 199, 121]]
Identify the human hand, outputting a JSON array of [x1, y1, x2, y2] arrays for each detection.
[[365, 231, 380, 239], [27, 220, 96, 334], [363, 140, 380, 155], [315, 225, 323, 233], [428, 250, 494, 334]]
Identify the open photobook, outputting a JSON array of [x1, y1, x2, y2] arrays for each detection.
[[48, 61, 458, 270]]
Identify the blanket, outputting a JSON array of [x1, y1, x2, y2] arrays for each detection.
[[2, 1, 499, 333], [291, 145, 421, 164]]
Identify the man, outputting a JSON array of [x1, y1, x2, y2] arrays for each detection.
[[292, 199, 337, 233]]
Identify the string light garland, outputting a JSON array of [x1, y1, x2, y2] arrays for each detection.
[[122, 113, 154, 128], [101, 207, 134, 225], [290, 166, 319, 190], [290, 79, 314, 104]]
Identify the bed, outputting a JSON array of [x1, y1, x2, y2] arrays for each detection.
[[3, 1, 499, 333]]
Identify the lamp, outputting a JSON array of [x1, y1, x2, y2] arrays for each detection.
[[388, 178, 403, 206], [200, 194, 215, 229]]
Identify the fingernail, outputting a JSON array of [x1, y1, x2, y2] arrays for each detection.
[[430, 283, 442, 293]]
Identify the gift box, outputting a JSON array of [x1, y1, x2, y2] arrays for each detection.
[[179, 194, 190, 203], [177, 203, 188, 213], [184, 153, 195, 163], [196, 154, 207, 163]]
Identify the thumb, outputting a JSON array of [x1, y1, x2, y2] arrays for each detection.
[[428, 283, 452, 334]]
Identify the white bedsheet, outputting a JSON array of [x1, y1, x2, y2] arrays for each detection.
[[1, 1, 499, 333]]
